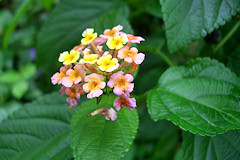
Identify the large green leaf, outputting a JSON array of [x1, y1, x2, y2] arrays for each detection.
[[12, 130, 72, 160], [37, 0, 125, 74], [160, 0, 240, 52], [147, 57, 240, 136], [71, 95, 139, 160], [182, 130, 240, 160], [0, 92, 80, 160]]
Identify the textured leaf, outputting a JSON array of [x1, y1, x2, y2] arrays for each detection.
[[147, 57, 240, 136], [160, 0, 240, 52], [0, 92, 81, 160], [12, 130, 72, 160], [0, 101, 22, 123], [182, 130, 240, 160], [37, 0, 125, 74], [71, 95, 139, 160]]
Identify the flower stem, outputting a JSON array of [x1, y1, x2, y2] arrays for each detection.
[[91, 42, 101, 56], [214, 20, 240, 53], [138, 45, 174, 67], [155, 50, 174, 67]]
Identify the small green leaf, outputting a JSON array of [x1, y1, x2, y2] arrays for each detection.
[[20, 63, 37, 80], [71, 95, 139, 160], [40, 0, 55, 11], [147, 57, 240, 136], [0, 92, 82, 160], [182, 130, 240, 160], [0, 70, 21, 84], [160, 0, 240, 52], [11, 80, 29, 99]]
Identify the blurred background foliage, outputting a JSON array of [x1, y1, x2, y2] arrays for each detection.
[[0, 0, 239, 159]]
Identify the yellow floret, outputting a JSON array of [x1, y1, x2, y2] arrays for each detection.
[[97, 54, 119, 72], [81, 28, 97, 45], [58, 50, 80, 65], [106, 33, 128, 50], [79, 54, 98, 64]]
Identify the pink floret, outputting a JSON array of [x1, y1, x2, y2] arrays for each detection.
[[66, 97, 78, 106], [134, 53, 145, 65], [107, 71, 134, 96], [100, 108, 117, 121], [113, 94, 136, 111], [51, 72, 59, 85], [127, 34, 145, 43]]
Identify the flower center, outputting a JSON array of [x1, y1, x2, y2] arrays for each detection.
[[119, 98, 128, 106], [108, 30, 116, 36], [86, 34, 93, 41], [128, 36, 136, 40], [89, 79, 100, 90], [126, 50, 136, 58], [67, 54, 75, 61], [115, 39, 121, 45], [115, 76, 127, 88]]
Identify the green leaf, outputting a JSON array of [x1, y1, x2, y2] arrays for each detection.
[[160, 0, 240, 52], [0, 101, 22, 123], [0, 92, 79, 160], [41, 0, 55, 11], [182, 130, 240, 160], [173, 148, 184, 160], [71, 95, 139, 160], [0, 70, 21, 84], [11, 80, 29, 99], [12, 130, 72, 160], [20, 63, 37, 80], [92, 11, 133, 34], [146, 0, 163, 18], [37, 0, 125, 74], [147, 57, 240, 136]]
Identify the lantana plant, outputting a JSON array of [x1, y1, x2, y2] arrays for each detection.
[[51, 25, 145, 121]]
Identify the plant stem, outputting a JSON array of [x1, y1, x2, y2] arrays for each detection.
[[138, 45, 174, 67], [213, 20, 240, 53], [2, 0, 34, 51], [155, 50, 174, 67]]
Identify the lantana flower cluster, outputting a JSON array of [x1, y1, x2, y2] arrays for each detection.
[[51, 25, 145, 121]]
